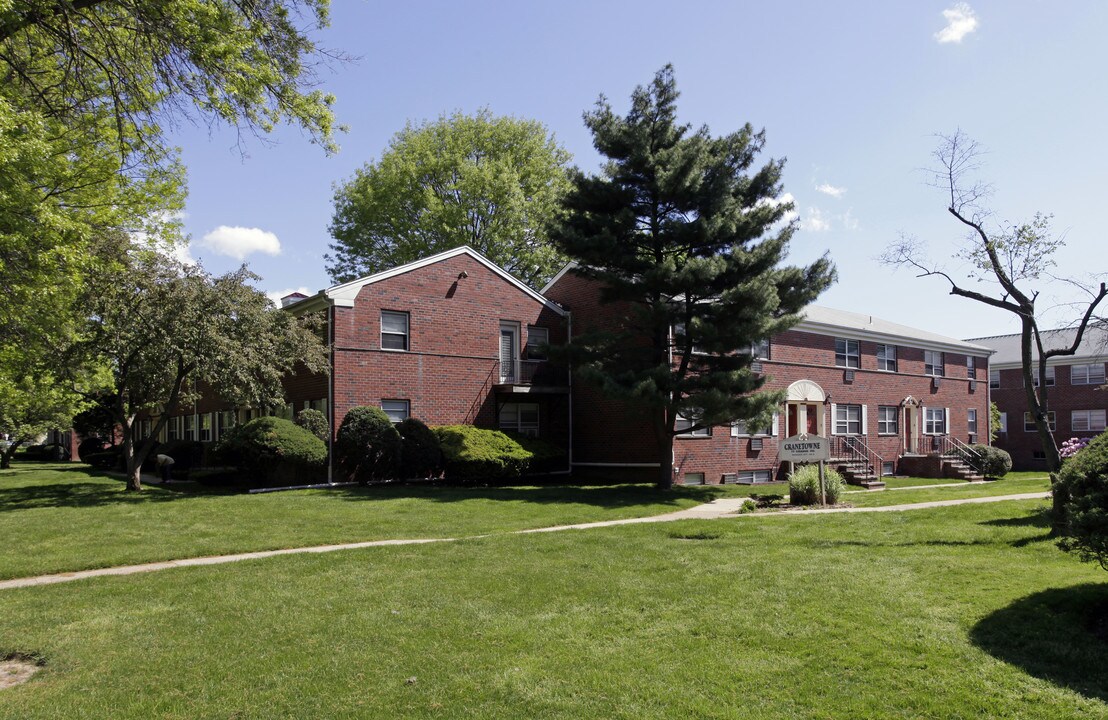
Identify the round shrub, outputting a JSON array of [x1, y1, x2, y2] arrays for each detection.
[[335, 406, 400, 483], [397, 418, 442, 479], [788, 464, 844, 506], [78, 437, 108, 462], [1055, 430, 1108, 569], [295, 408, 330, 442], [214, 417, 327, 484], [159, 439, 205, 474], [84, 448, 123, 470], [434, 425, 533, 481], [970, 444, 1012, 479]]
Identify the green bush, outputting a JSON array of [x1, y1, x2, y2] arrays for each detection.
[[295, 408, 330, 442], [397, 418, 442, 479], [84, 449, 122, 470], [77, 437, 108, 462], [214, 417, 326, 485], [159, 440, 205, 473], [970, 444, 1012, 479], [433, 425, 563, 482], [788, 464, 843, 506], [335, 406, 400, 483], [1055, 430, 1108, 569]]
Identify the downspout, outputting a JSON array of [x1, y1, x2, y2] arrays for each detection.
[[327, 304, 335, 485], [567, 310, 573, 473]]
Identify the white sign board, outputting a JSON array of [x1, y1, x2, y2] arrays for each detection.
[[779, 434, 830, 462]]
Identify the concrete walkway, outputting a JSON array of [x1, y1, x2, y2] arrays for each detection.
[[0, 491, 1050, 592]]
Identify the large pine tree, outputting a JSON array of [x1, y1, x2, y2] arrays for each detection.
[[549, 66, 836, 489]]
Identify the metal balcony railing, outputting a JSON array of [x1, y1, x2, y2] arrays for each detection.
[[498, 359, 567, 386]]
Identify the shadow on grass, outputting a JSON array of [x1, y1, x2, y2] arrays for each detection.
[[979, 506, 1054, 547], [971, 583, 1108, 702], [0, 482, 188, 511], [810, 539, 996, 549], [329, 482, 728, 510]]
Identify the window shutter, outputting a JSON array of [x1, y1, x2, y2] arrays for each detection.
[[771, 413, 780, 436], [945, 408, 951, 435], [830, 403, 838, 435], [861, 405, 868, 435], [731, 422, 739, 437]]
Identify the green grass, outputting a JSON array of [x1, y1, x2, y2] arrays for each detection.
[[847, 473, 1052, 508], [2, 498, 1107, 718], [0, 463, 732, 580]]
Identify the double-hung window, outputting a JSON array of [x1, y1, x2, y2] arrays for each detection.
[[967, 356, 977, 379], [525, 326, 549, 359], [967, 409, 978, 434], [1071, 363, 1106, 385], [381, 399, 410, 423], [998, 412, 1008, 433], [1029, 366, 1055, 387], [1072, 410, 1107, 433], [877, 406, 898, 435], [731, 414, 778, 437], [500, 403, 540, 436], [675, 411, 710, 437], [199, 413, 213, 442], [834, 404, 863, 435], [381, 310, 410, 351], [924, 350, 944, 377], [672, 322, 704, 354], [989, 369, 1000, 389], [835, 338, 860, 368], [750, 339, 771, 360], [924, 407, 946, 434], [1023, 411, 1056, 432], [876, 344, 897, 372]]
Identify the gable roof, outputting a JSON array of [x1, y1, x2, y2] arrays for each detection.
[[798, 306, 993, 355], [289, 246, 566, 316], [967, 325, 1108, 368]]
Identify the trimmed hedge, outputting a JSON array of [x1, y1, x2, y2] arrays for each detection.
[[335, 406, 400, 484], [295, 408, 330, 442], [1055, 430, 1108, 569], [788, 464, 844, 506], [213, 417, 326, 484], [77, 437, 108, 462], [434, 425, 564, 482], [970, 444, 1012, 479], [397, 418, 442, 479]]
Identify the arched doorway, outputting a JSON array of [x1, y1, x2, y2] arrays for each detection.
[[901, 396, 922, 454], [785, 380, 826, 437]]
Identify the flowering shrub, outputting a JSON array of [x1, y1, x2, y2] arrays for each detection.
[[1060, 437, 1091, 459]]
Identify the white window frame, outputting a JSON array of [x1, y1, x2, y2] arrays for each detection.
[[924, 407, 947, 435], [833, 404, 864, 435], [675, 412, 710, 437], [381, 310, 410, 351], [381, 399, 410, 424], [924, 350, 944, 377], [998, 412, 1007, 434], [877, 405, 898, 435], [672, 321, 705, 355], [183, 414, 196, 441], [1071, 363, 1106, 386], [967, 356, 976, 379], [835, 338, 860, 369], [1023, 411, 1056, 432], [683, 472, 706, 485], [967, 409, 978, 434], [1071, 409, 1107, 433], [876, 344, 897, 372], [750, 339, 770, 360], [499, 402, 540, 437], [736, 470, 773, 484], [989, 369, 1000, 389], [199, 412, 213, 442], [731, 414, 779, 438], [1028, 366, 1056, 387]]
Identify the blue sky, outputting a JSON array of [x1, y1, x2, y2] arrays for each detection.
[[167, 1, 1108, 340]]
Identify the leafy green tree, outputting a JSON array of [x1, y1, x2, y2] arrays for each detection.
[[0, 359, 96, 469], [327, 109, 571, 288], [548, 66, 836, 489], [989, 401, 1002, 443], [73, 248, 330, 491]]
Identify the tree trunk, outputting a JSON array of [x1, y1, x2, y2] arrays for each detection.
[[1, 440, 23, 469], [121, 424, 142, 491], [656, 425, 674, 490]]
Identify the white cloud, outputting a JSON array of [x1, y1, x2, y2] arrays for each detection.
[[816, 183, 846, 198], [935, 3, 979, 44], [800, 208, 831, 233], [266, 286, 313, 308], [839, 209, 859, 231], [199, 225, 282, 260], [164, 240, 196, 266], [759, 192, 799, 224]]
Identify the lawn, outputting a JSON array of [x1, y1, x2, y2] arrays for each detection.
[[846, 472, 1051, 508], [0, 463, 736, 580], [1, 497, 1107, 718]]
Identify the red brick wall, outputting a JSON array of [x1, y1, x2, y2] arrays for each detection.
[[992, 362, 1108, 470], [545, 268, 990, 484]]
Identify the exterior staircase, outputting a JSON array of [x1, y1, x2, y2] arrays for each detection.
[[828, 436, 885, 489], [940, 456, 984, 482]]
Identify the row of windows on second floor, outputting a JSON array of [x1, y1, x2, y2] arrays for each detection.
[[989, 362, 1106, 389], [996, 408, 1107, 434], [675, 403, 976, 439], [670, 326, 983, 380], [377, 310, 550, 358]]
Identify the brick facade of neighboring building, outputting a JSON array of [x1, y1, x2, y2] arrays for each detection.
[[545, 267, 992, 485], [971, 329, 1108, 470]]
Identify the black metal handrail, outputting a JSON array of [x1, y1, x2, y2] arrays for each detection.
[[829, 435, 884, 475], [936, 435, 985, 474], [498, 359, 567, 386]]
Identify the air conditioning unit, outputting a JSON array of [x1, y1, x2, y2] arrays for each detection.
[[750, 437, 763, 451], [751, 361, 763, 374], [843, 369, 855, 383], [968, 433, 977, 444], [932, 376, 942, 390], [968, 380, 976, 393]]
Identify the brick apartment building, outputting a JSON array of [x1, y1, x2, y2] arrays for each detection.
[[544, 266, 993, 485], [144, 249, 994, 486], [147, 247, 571, 475], [970, 327, 1108, 470]]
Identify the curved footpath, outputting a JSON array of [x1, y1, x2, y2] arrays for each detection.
[[0, 491, 1050, 592]]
